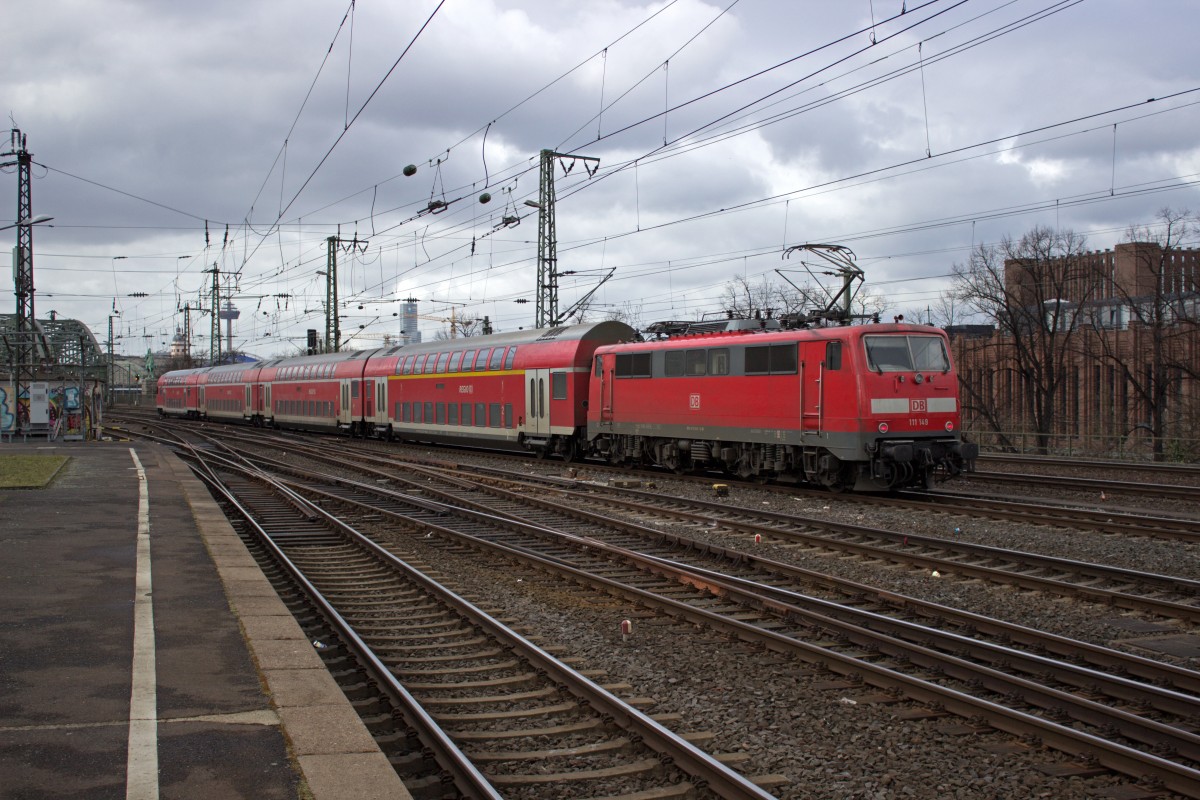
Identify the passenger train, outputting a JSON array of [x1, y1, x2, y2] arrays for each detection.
[[157, 318, 977, 491]]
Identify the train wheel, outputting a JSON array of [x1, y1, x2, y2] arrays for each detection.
[[560, 440, 577, 463]]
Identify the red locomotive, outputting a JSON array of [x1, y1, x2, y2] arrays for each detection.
[[158, 317, 976, 491]]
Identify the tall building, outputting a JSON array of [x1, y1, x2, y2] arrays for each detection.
[[949, 242, 1199, 457], [401, 300, 421, 344]]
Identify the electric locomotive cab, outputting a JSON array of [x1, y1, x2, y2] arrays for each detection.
[[856, 328, 977, 489]]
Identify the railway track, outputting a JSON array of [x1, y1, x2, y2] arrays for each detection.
[[215, 432, 1200, 626], [177, 434, 776, 799], [186, 433, 1200, 796], [110, 416, 1200, 796]]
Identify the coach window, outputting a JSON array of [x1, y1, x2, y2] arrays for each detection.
[[461, 403, 472, 425], [551, 372, 568, 400], [425, 355, 440, 374], [448, 403, 458, 425], [686, 349, 707, 376], [449, 351, 463, 372], [423, 401, 434, 421], [489, 402, 501, 427], [402, 402, 411, 422], [708, 348, 730, 376], [664, 350, 685, 377], [474, 349, 490, 370], [436, 352, 451, 373], [461, 350, 475, 371], [436, 403, 446, 424], [489, 347, 506, 370], [825, 341, 843, 370], [474, 402, 486, 425], [351, 382, 359, 398], [504, 348, 517, 369], [504, 403, 513, 427]]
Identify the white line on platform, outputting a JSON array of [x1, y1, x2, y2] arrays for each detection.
[[126, 449, 158, 800]]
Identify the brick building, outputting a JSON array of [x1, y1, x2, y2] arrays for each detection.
[[948, 242, 1200, 457]]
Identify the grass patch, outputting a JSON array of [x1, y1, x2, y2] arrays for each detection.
[[0, 455, 70, 488]]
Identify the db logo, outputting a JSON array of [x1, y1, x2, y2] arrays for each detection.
[[911, 398, 927, 412], [689, 394, 701, 409]]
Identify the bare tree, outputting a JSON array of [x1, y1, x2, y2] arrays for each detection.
[[605, 301, 646, 331], [1084, 207, 1198, 460], [721, 275, 809, 319], [953, 225, 1101, 454], [914, 290, 961, 327]]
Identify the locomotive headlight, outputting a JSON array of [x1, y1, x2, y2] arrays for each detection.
[[878, 422, 889, 433], [913, 373, 924, 384], [945, 421, 954, 431]]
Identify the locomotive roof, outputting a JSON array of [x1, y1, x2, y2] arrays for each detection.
[[607, 321, 946, 349]]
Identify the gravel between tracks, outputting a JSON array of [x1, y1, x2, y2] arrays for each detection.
[[351, 449, 1199, 799]]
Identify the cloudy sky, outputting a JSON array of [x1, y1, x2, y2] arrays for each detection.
[[3, 0, 1198, 358]]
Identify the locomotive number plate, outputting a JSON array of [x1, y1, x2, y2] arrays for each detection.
[[910, 398, 927, 412]]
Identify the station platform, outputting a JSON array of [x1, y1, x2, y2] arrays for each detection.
[[0, 441, 411, 800]]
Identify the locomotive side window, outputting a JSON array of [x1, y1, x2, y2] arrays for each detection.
[[489, 347, 506, 370], [504, 348, 517, 369], [664, 350, 685, 377], [708, 348, 730, 375], [825, 341, 843, 371], [594, 355, 603, 377], [686, 349, 707, 376], [745, 346, 769, 374], [746, 344, 797, 375], [551, 372, 568, 400], [771, 344, 797, 373], [615, 352, 651, 377]]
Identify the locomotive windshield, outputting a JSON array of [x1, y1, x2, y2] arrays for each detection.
[[864, 335, 950, 373]]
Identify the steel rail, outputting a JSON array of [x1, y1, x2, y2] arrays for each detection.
[[181, 446, 774, 800], [267, 464, 1200, 798]]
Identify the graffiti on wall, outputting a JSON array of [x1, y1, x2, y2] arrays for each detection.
[[1, 382, 94, 438]]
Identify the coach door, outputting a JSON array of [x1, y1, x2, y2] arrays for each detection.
[[525, 369, 549, 436], [339, 380, 352, 426], [364, 379, 375, 420]]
